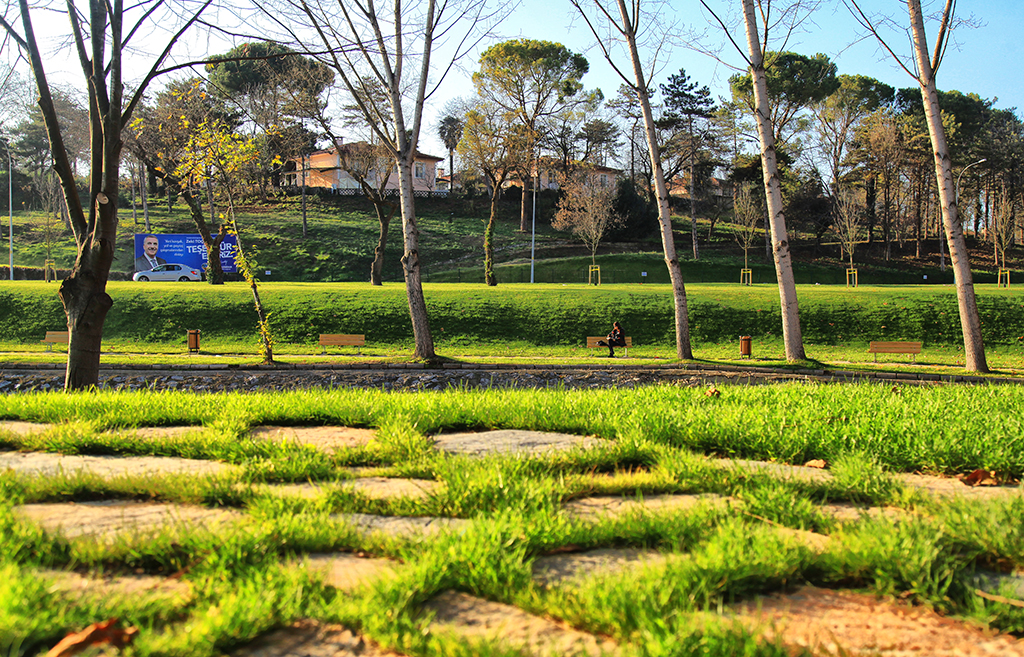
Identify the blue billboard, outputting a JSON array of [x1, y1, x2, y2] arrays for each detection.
[[133, 233, 237, 274]]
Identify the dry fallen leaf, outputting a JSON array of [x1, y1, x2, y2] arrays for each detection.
[[961, 469, 996, 487], [804, 459, 827, 469], [705, 387, 720, 398], [46, 619, 138, 657]]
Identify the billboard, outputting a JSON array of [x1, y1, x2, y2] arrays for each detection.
[[134, 233, 238, 274]]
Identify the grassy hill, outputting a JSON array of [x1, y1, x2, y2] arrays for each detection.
[[3, 189, 1020, 285]]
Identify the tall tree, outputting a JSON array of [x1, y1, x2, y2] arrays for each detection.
[[846, 0, 988, 372], [458, 104, 524, 285], [810, 74, 894, 194], [700, 0, 815, 362], [660, 68, 715, 259], [553, 167, 621, 265], [569, 0, 694, 359], [473, 39, 590, 232], [1, 0, 211, 389], [265, 0, 499, 360], [437, 114, 465, 193]]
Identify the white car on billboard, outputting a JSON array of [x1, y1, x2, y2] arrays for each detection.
[[132, 263, 202, 282]]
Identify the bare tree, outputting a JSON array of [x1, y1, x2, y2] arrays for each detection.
[[1, 0, 212, 389], [993, 183, 1016, 270], [733, 182, 760, 270], [697, 0, 815, 361], [260, 0, 502, 360], [553, 168, 621, 266], [844, 0, 988, 372], [833, 187, 862, 269], [568, 0, 694, 359]]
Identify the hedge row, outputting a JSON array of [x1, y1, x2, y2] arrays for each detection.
[[1, 282, 1022, 346]]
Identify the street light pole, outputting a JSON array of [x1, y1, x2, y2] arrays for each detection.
[[530, 157, 537, 284], [944, 158, 987, 273], [6, 138, 12, 281]]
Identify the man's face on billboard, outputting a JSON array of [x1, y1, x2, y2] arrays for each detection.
[[143, 237, 159, 256]]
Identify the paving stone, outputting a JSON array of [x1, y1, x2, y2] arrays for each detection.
[[564, 493, 732, 522], [331, 512, 470, 540], [432, 429, 609, 457], [0, 420, 50, 436], [40, 569, 193, 605], [898, 473, 1023, 500], [251, 426, 376, 453], [712, 458, 833, 484], [717, 585, 1024, 656], [532, 548, 670, 587], [232, 620, 406, 657], [341, 477, 443, 501], [820, 503, 909, 524], [0, 450, 237, 480], [424, 590, 618, 657], [251, 478, 443, 502], [299, 552, 398, 591], [15, 501, 242, 541]]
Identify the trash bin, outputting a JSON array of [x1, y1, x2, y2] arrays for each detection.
[[739, 335, 752, 358], [187, 329, 201, 354]]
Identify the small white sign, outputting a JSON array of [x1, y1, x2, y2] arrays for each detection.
[[923, 275, 928, 280], [641, 271, 647, 277], [265, 270, 271, 275]]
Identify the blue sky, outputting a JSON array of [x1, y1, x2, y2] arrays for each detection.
[[420, 0, 1022, 154]]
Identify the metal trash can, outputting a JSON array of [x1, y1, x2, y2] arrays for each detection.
[[187, 329, 201, 354], [739, 335, 752, 358]]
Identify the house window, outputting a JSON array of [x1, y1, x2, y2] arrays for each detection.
[[415, 162, 426, 179]]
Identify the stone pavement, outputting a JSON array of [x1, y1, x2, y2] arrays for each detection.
[[433, 429, 609, 456], [0, 450, 236, 479]]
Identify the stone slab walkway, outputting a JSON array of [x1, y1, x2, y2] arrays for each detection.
[[250, 426, 376, 453], [0, 450, 236, 480], [433, 430, 609, 457], [0, 420, 50, 436], [423, 590, 618, 657], [15, 501, 242, 541]]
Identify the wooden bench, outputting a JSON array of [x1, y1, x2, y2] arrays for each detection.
[[586, 336, 632, 357], [318, 334, 365, 354], [868, 341, 922, 362], [41, 330, 69, 351]]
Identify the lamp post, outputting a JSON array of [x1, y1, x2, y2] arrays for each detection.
[[942, 158, 987, 272], [530, 167, 537, 284], [6, 137, 11, 281]]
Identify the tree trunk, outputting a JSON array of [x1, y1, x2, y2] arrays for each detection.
[[301, 153, 308, 239], [519, 169, 530, 232], [397, 155, 436, 359], [617, 0, 691, 359], [908, 0, 987, 372], [484, 189, 498, 286], [689, 160, 699, 260], [370, 198, 393, 286], [742, 0, 805, 362]]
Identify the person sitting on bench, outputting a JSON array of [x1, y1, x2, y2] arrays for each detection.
[[597, 321, 626, 358]]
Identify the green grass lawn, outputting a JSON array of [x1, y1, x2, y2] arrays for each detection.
[[2, 281, 1023, 376], [4, 384, 1024, 655]]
